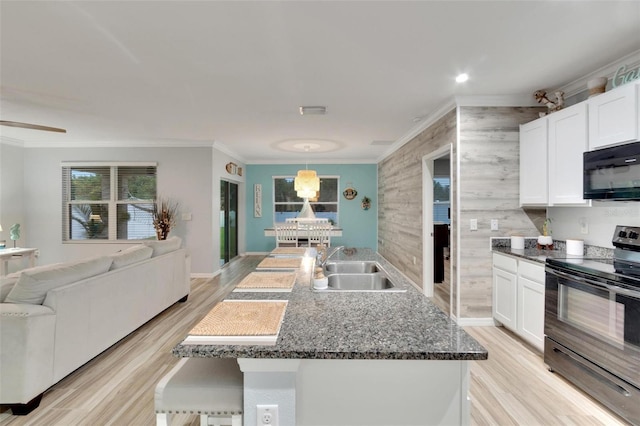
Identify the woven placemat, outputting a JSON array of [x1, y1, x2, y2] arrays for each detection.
[[236, 272, 296, 289], [270, 247, 307, 255], [257, 257, 303, 269], [189, 301, 288, 336]]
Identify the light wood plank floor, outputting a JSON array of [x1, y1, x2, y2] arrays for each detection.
[[0, 255, 630, 425]]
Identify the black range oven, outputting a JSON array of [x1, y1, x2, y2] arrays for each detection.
[[545, 225, 640, 425]]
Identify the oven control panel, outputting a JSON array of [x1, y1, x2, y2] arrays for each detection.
[[613, 225, 640, 248]]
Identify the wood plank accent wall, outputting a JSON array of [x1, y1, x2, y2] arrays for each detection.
[[378, 109, 457, 290], [457, 106, 543, 319], [379, 106, 545, 321]]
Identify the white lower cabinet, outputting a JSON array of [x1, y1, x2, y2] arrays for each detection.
[[492, 254, 518, 329], [492, 253, 545, 351]]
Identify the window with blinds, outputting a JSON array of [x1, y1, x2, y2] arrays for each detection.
[[61, 163, 157, 241]]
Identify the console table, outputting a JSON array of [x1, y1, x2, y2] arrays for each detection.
[[0, 247, 38, 276]]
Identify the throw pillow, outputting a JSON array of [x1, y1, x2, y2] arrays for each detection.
[[143, 236, 182, 257], [109, 245, 153, 270], [5, 256, 113, 305]]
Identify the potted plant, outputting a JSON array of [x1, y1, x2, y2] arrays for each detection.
[[153, 198, 178, 240], [537, 218, 553, 249]]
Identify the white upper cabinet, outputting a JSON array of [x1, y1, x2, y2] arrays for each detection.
[[588, 83, 639, 150], [520, 103, 589, 206], [548, 102, 590, 205], [520, 118, 548, 205]]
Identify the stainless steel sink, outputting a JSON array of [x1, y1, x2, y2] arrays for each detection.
[[327, 273, 394, 290], [323, 261, 379, 274], [318, 273, 405, 292], [316, 259, 405, 292]]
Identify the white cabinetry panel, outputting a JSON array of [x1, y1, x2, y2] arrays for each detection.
[[517, 260, 545, 350], [519, 118, 548, 205], [548, 103, 589, 206], [492, 254, 517, 330], [493, 253, 545, 351], [588, 83, 638, 150]]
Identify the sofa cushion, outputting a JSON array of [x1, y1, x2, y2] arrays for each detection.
[[143, 236, 182, 257], [109, 245, 153, 270], [5, 256, 113, 305], [1, 262, 66, 302], [0, 276, 19, 302]]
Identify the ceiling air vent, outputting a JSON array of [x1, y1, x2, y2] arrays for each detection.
[[299, 106, 327, 115]]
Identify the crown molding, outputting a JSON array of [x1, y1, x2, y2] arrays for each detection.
[[377, 98, 457, 163], [377, 50, 640, 164], [212, 141, 247, 164], [560, 48, 640, 98], [0, 136, 25, 147]]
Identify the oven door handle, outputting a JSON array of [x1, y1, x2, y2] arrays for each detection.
[[547, 268, 640, 299]]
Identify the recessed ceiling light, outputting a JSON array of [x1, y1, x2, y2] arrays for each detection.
[[299, 106, 327, 115], [455, 73, 469, 83]]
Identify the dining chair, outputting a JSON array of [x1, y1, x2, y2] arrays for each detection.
[[274, 222, 299, 247], [306, 220, 331, 248]]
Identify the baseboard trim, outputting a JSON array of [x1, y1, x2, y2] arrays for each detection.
[[455, 317, 496, 327], [190, 272, 220, 279], [244, 251, 270, 255]]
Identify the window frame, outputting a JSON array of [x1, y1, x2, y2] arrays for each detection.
[[272, 175, 340, 224], [433, 176, 450, 224], [61, 161, 158, 243]]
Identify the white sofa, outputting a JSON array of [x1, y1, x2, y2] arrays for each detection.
[[0, 237, 190, 415]]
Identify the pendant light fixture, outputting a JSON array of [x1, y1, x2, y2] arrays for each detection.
[[294, 145, 320, 199], [294, 145, 320, 220]]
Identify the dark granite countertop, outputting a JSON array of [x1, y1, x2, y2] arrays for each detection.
[[491, 246, 568, 263], [173, 248, 488, 361], [491, 237, 613, 264]]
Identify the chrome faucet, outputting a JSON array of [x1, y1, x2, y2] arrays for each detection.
[[319, 246, 344, 267]]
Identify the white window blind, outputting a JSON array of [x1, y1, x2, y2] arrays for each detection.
[[62, 163, 157, 241]]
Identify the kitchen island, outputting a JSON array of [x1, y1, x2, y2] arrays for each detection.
[[174, 248, 487, 425]]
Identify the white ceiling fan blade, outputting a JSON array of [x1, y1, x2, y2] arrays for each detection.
[[0, 120, 67, 133]]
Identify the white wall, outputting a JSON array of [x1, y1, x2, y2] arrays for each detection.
[[548, 202, 640, 248], [211, 147, 246, 275], [0, 142, 25, 248], [20, 146, 216, 273]]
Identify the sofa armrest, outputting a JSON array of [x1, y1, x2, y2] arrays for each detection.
[[0, 303, 56, 404]]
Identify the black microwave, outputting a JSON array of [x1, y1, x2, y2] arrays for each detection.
[[584, 141, 640, 200]]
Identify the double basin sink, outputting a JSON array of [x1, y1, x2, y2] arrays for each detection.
[[319, 260, 405, 292]]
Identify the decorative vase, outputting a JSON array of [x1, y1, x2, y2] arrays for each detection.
[[537, 235, 553, 250], [156, 227, 170, 240], [587, 77, 608, 98]]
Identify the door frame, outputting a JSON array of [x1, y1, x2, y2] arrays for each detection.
[[421, 144, 452, 297]]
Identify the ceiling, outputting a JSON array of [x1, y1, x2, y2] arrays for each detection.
[[1, 1, 639, 164]]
